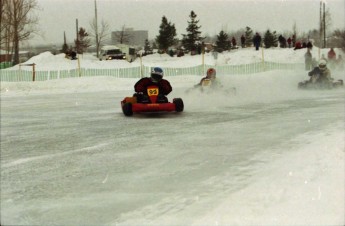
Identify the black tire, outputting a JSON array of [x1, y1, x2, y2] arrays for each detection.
[[173, 98, 184, 112], [122, 103, 133, 116], [333, 80, 344, 88]]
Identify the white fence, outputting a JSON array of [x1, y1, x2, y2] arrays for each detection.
[[0, 62, 304, 82]]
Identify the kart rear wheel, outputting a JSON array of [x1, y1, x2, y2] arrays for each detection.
[[333, 79, 344, 88], [173, 98, 184, 112], [122, 102, 133, 116]]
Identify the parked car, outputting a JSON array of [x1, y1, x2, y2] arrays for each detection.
[[99, 46, 126, 61]]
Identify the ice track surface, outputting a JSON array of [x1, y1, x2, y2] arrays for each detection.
[[1, 71, 344, 225]]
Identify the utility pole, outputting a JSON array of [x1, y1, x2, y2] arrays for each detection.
[[95, 0, 99, 57], [323, 2, 326, 48], [76, 18, 79, 52], [319, 0, 322, 48]]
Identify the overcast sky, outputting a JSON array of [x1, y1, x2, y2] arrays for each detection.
[[29, 0, 345, 46]]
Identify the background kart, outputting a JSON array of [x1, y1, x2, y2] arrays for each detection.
[[186, 78, 237, 95], [121, 85, 184, 116], [298, 78, 343, 90]]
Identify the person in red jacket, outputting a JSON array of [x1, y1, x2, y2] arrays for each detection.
[[327, 48, 336, 61], [134, 67, 172, 103]]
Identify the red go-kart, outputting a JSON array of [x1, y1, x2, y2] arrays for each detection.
[[121, 85, 184, 116]]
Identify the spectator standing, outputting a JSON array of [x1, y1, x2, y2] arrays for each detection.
[[287, 37, 292, 48], [292, 34, 296, 47], [241, 35, 246, 48], [327, 48, 336, 68], [294, 41, 302, 50], [253, 33, 262, 51], [307, 41, 313, 50], [304, 49, 313, 71], [231, 37, 237, 49], [278, 35, 286, 48], [327, 48, 336, 61]]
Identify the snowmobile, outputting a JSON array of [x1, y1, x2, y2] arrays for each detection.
[[121, 85, 184, 116], [298, 75, 343, 90]]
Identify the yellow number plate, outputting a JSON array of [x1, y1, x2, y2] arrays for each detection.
[[147, 87, 159, 96]]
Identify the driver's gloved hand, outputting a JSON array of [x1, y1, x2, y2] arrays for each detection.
[[157, 94, 168, 103]]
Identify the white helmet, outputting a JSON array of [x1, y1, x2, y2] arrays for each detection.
[[319, 59, 327, 71]]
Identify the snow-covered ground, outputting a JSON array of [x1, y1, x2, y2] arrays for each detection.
[[1, 47, 344, 225]]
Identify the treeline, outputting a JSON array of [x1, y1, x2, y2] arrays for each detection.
[[2, 0, 345, 65], [151, 10, 345, 55]]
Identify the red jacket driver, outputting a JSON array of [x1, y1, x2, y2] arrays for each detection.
[[134, 67, 172, 96]]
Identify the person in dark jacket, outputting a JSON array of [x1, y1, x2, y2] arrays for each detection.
[[231, 37, 237, 48], [253, 33, 261, 51], [134, 67, 172, 103], [241, 35, 246, 48], [278, 35, 286, 48]]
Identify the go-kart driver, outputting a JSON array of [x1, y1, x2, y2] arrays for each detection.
[[134, 67, 172, 103], [308, 59, 332, 84], [195, 68, 222, 88]]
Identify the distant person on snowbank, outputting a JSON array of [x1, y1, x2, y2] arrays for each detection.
[[327, 48, 336, 68], [241, 35, 246, 48], [253, 33, 261, 51], [304, 49, 313, 71], [278, 35, 287, 48], [294, 41, 302, 50], [292, 34, 296, 47], [134, 67, 172, 103], [231, 37, 237, 49], [306, 41, 313, 50]]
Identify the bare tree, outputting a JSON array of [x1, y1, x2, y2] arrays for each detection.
[[292, 22, 298, 41], [89, 0, 110, 57], [1, 0, 13, 61], [90, 18, 109, 57], [332, 29, 345, 52], [2, 0, 39, 64], [0, 0, 6, 46], [114, 24, 131, 44]]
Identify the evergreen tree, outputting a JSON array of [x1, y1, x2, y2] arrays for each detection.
[[61, 31, 69, 53], [182, 11, 204, 54], [215, 30, 230, 52], [263, 29, 278, 48], [272, 31, 278, 47], [155, 16, 177, 53], [244, 26, 253, 47], [75, 27, 91, 54]]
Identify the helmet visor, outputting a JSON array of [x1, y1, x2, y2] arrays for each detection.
[[151, 73, 162, 82]]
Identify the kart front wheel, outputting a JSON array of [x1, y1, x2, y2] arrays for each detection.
[[122, 103, 133, 116], [173, 98, 184, 112]]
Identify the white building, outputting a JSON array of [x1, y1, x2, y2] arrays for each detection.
[[111, 28, 148, 47]]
